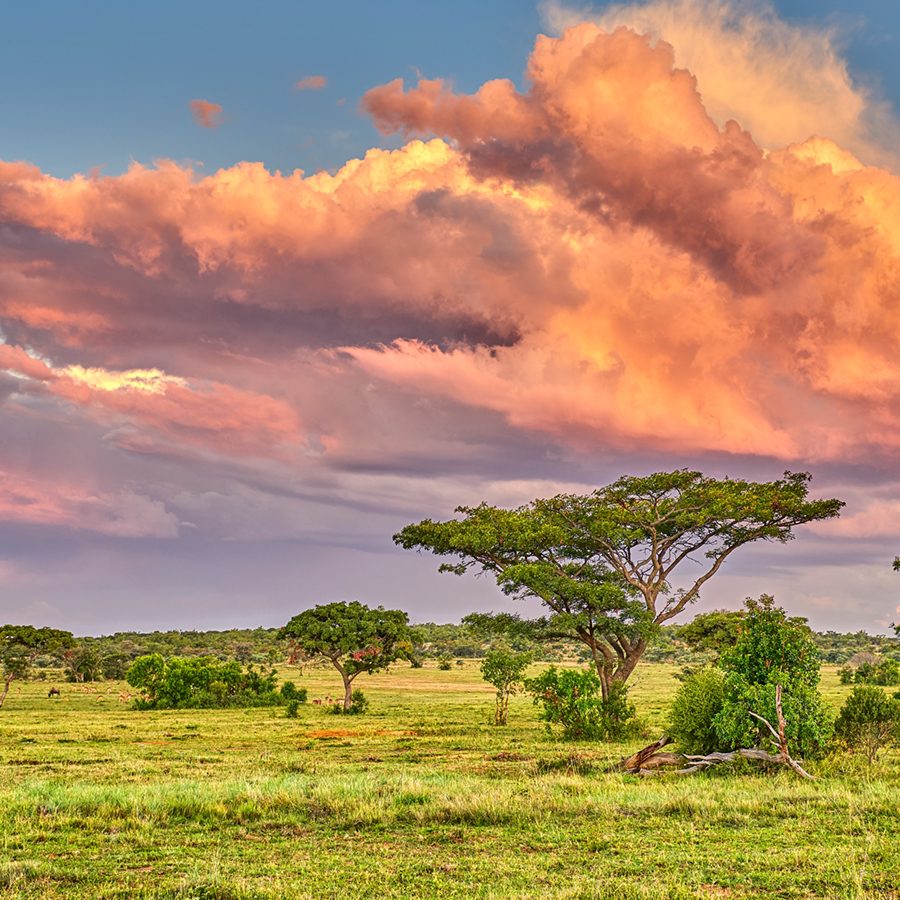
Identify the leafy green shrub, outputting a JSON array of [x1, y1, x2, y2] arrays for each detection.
[[279, 681, 307, 703], [669, 668, 726, 753], [834, 685, 900, 764], [713, 596, 832, 759], [437, 656, 453, 671], [525, 667, 636, 740], [285, 699, 300, 718], [125, 654, 284, 709], [842, 658, 900, 686]]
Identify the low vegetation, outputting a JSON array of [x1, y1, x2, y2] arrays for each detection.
[[1, 660, 898, 899], [124, 654, 291, 710]]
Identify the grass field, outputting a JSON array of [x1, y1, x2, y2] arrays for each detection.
[[1, 662, 898, 899]]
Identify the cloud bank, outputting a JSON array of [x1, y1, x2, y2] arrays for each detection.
[[2, 2, 900, 630]]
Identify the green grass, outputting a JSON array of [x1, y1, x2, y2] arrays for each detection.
[[1, 663, 897, 899]]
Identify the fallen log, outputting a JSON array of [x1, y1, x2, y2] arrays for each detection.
[[621, 684, 813, 779], [621, 734, 672, 772]]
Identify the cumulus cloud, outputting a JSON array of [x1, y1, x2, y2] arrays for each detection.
[[189, 99, 223, 128], [295, 75, 327, 91], [0, 345, 304, 459], [541, 0, 900, 166]]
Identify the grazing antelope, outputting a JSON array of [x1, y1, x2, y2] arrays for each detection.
[[47, 687, 60, 698]]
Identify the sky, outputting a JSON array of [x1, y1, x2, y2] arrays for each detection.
[[2, 0, 900, 635]]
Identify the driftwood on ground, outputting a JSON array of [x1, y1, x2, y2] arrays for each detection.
[[622, 685, 814, 780]]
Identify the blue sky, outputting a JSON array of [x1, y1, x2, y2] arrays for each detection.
[[2, 1, 898, 178]]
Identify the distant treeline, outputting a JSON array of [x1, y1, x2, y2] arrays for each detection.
[[28, 620, 899, 682]]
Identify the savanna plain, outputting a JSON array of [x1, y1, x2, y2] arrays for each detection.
[[1, 662, 898, 900]]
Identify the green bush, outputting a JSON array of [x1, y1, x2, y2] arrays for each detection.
[[525, 667, 636, 740], [125, 654, 285, 709], [285, 699, 301, 718], [713, 596, 832, 759], [834, 685, 900, 764], [279, 682, 307, 703], [437, 656, 453, 671], [669, 668, 726, 754]]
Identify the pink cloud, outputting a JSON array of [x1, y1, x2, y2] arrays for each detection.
[[189, 99, 223, 128], [0, 471, 180, 538], [295, 75, 327, 91]]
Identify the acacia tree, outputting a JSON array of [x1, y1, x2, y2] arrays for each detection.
[[0, 625, 74, 709], [395, 470, 842, 698], [279, 602, 410, 711]]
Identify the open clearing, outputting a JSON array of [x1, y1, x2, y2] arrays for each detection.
[[1, 663, 897, 899]]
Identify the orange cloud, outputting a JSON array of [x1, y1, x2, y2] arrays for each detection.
[[2, 22, 900, 471], [544, 0, 900, 167], [295, 75, 327, 91], [189, 99, 223, 128]]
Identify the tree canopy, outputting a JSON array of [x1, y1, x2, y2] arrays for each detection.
[[280, 602, 410, 711], [395, 470, 843, 694]]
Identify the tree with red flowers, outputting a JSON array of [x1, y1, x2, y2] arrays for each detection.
[[280, 602, 410, 711]]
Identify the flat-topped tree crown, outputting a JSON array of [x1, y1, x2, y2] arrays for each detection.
[[536, 470, 844, 624], [394, 470, 842, 693]]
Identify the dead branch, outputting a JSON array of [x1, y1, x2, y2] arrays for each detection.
[[621, 685, 813, 779]]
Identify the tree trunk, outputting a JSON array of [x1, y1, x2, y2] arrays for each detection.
[[329, 658, 354, 712], [0, 674, 12, 710], [496, 690, 510, 725], [612, 638, 646, 684]]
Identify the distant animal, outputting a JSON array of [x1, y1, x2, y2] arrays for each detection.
[[47, 687, 60, 698]]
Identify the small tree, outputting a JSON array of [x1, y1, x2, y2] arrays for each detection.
[[0, 625, 74, 709], [834, 686, 900, 765], [279, 602, 410, 711], [480, 649, 531, 725], [64, 644, 103, 682]]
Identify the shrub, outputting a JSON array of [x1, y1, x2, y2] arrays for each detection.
[[437, 656, 453, 671], [525, 667, 636, 740], [834, 685, 900, 764], [669, 668, 726, 754], [279, 682, 307, 703], [285, 699, 301, 718], [713, 595, 832, 759], [125, 655, 285, 709]]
